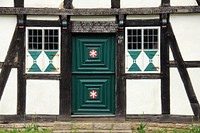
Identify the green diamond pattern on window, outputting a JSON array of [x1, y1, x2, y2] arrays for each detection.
[[44, 51, 58, 72], [28, 51, 42, 72], [144, 51, 158, 71], [128, 51, 141, 72]]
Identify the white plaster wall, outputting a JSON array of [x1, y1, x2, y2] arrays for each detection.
[[27, 15, 59, 20], [126, 79, 161, 114], [188, 68, 200, 105], [0, 0, 14, 7], [171, 0, 197, 6], [121, 0, 161, 8], [0, 16, 17, 62], [170, 14, 200, 61], [71, 16, 116, 21], [73, 0, 111, 8], [24, 0, 63, 8], [0, 69, 17, 115], [126, 15, 159, 20], [26, 80, 59, 115], [170, 68, 193, 115]]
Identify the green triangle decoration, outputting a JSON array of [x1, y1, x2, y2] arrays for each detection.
[[44, 63, 58, 72], [128, 51, 141, 60], [28, 63, 42, 72], [144, 63, 157, 71], [144, 51, 157, 59], [44, 51, 58, 60], [128, 63, 141, 72], [28, 51, 42, 60]]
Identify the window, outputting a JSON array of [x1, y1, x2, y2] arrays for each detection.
[[125, 27, 160, 73], [26, 27, 61, 74]]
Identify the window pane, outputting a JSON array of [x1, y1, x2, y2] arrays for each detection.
[[44, 29, 59, 50]]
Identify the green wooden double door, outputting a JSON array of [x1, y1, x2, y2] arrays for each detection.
[[72, 34, 115, 115]]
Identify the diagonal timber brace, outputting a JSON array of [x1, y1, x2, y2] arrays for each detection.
[[197, 0, 200, 5], [168, 24, 200, 116], [0, 26, 18, 101]]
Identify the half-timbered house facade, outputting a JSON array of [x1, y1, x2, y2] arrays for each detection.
[[0, 0, 200, 122]]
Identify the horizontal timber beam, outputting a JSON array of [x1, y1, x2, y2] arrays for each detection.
[[0, 6, 200, 15]]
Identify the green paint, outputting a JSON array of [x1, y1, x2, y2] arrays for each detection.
[[128, 63, 141, 72], [128, 51, 141, 60], [144, 63, 157, 71], [144, 51, 157, 59], [28, 63, 42, 72], [44, 63, 58, 72], [28, 51, 42, 60], [44, 51, 58, 60], [72, 35, 115, 115]]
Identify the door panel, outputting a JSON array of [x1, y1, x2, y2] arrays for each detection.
[[72, 75, 115, 114], [72, 34, 115, 115], [72, 35, 115, 74]]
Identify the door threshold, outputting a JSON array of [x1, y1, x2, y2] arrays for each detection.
[[71, 115, 115, 118]]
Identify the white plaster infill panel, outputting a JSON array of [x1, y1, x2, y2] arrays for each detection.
[[126, 79, 161, 114], [26, 80, 59, 115], [170, 14, 200, 61], [171, 0, 197, 6], [0, 0, 14, 7], [121, 0, 161, 8], [0, 69, 17, 115], [73, 0, 111, 8], [24, 0, 63, 8], [0, 15, 17, 62], [126, 15, 159, 20], [170, 68, 193, 115], [27, 15, 60, 21]]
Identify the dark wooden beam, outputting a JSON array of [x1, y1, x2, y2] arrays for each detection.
[[17, 14, 26, 115], [25, 74, 60, 80], [161, 0, 170, 6], [126, 114, 199, 123], [168, 24, 200, 116], [0, 62, 18, 68], [160, 13, 170, 114], [115, 15, 125, 119], [59, 15, 72, 117], [170, 61, 200, 68], [124, 74, 162, 79], [14, 0, 24, 7], [120, 6, 200, 14], [26, 20, 60, 27], [111, 0, 120, 8], [64, 0, 73, 9], [197, 0, 200, 5], [1, 6, 200, 15], [125, 19, 160, 26], [0, 26, 18, 101]]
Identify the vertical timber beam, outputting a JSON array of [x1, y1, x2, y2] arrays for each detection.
[[111, 0, 120, 8], [116, 15, 125, 119], [17, 14, 26, 115], [168, 24, 200, 116], [160, 13, 170, 114], [14, 0, 24, 7], [0, 26, 18, 101], [161, 0, 170, 6], [59, 15, 72, 118], [64, 0, 73, 9]]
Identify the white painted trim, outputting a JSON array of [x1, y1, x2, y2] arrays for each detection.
[[125, 26, 161, 73], [25, 27, 61, 74]]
